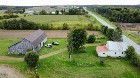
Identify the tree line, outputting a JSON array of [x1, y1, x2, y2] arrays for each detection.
[[0, 19, 54, 30], [101, 25, 122, 41], [90, 7, 140, 23], [0, 18, 101, 30], [0, 14, 19, 19], [38, 7, 86, 15]]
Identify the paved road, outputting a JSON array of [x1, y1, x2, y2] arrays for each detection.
[[84, 8, 140, 55]]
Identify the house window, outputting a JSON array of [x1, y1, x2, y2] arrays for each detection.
[[115, 52, 116, 54], [122, 52, 123, 54], [103, 53, 105, 54]]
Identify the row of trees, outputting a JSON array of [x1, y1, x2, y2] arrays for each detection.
[[91, 7, 140, 23], [0, 19, 71, 30], [0, 18, 101, 30], [0, 14, 19, 19], [39, 8, 86, 15], [39, 9, 66, 15], [101, 25, 122, 41], [68, 8, 86, 15]]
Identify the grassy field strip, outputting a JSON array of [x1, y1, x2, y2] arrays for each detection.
[[0, 43, 97, 61]]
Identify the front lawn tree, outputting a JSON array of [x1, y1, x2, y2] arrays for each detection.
[[24, 52, 39, 68], [67, 28, 87, 55]]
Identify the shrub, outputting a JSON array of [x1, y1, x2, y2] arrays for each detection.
[[62, 23, 69, 30], [24, 52, 39, 68], [87, 34, 96, 43], [125, 46, 135, 59]]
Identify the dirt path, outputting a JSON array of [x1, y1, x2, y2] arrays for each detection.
[[0, 30, 102, 38], [0, 65, 25, 78]]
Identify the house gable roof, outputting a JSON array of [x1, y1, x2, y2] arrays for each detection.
[[107, 41, 128, 51], [25, 29, 47, 48]]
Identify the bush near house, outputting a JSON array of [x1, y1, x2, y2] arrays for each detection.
[[125, 46, 140, 67]]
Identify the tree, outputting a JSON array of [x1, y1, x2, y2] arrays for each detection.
[[106, 28, 114, 40], [67, 28, 87, 53], [112, 27, 122, 41], [55, 10, 59, 15], [60, 9, 64, 14], [24, 52, 39, 68], [87, 34, 96, 43], [125, 46, 135, 59], [39, 10, 47, 15]]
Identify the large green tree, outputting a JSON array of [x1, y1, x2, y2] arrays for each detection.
[[67, 28, 87, 54], [24, 52, 39, 68]]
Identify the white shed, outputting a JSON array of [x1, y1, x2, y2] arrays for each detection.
[[96, 41, 128, 57]]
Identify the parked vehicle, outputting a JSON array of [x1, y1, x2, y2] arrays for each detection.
[[45, 44, 52, 48], [52, 42, 59, 45]]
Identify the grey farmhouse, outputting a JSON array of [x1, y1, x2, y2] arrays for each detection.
[[8, 29, 47, 54]]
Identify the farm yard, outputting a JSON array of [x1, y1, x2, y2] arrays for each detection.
[[0, 5, 140, 78], [0, 29, 140, 78], [0, 30, 104, 56]]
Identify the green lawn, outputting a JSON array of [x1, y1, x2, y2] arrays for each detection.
[[0, 38, 140, 78], [38, 38, 67, 55], [0, 38, 21, 56], [36, 46, 140, 78], [0, 38, 67, 56]]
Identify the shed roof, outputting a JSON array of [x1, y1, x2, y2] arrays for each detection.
[[107, 41, 128, 51], [25, 29, 47, 48], [96, 45, 108, 53]]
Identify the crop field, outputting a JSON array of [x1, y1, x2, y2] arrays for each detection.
[[18, 15, 91, 27], [0, 15, 92, 28], [0, 30, 103, 39]]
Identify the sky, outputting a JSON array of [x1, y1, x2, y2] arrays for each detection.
[[0, 0, 139, 6]]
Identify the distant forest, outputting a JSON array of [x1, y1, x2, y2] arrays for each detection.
[[88, 5, 140, 23]]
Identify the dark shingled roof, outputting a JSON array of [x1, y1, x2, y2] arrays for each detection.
[[25, 29, 47, 48]]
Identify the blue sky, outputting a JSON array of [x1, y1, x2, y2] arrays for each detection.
[[0, 0, 139, 6]]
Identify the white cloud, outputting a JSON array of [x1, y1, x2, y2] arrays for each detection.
[[0, 0, 139, 6]]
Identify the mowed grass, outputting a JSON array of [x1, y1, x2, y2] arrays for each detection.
[[0, 38, 67, 56], [38, 38, 67, 55], [36, 46, 140, 78], [0, 38, 21, 56]]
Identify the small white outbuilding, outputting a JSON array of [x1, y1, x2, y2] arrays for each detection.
[[96, 41, 128, 57]]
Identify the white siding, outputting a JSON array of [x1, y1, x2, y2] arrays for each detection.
[[108, 51, 126, 57], [34, 37, 47, 52], [98, 52, 107, 57]]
